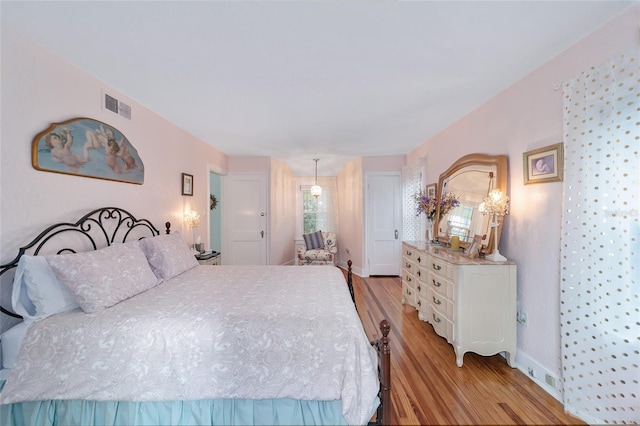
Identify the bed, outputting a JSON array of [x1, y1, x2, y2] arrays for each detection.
[[0, 207, 390, 425]]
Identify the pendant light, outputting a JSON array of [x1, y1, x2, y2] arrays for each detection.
[[310, 158, 322, 198]]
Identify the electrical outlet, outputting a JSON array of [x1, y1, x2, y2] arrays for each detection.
[[545, 374, 556, 388], [527, 367, 536, 378], [517, 311, 528, 326]]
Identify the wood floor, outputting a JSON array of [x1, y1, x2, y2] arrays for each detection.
[[348, 272, 584, 425]]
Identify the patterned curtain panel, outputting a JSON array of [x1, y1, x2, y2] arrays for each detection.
[[314, 176, 338, 233], [560, 49, 639, 424], [402, 157, 425, 241]]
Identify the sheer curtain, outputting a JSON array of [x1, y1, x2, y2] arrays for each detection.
[[314, 176, 338, 233], [402, 157, 424, 241], [561, 49, 639, 424]]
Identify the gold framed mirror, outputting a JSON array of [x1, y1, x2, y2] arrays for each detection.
[[435, 153, 508, 255]]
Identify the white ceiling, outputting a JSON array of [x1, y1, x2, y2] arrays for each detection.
[[2, 1, 634, 176]]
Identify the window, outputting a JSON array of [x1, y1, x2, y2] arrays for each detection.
[[298, 178, 337, 237], [302, 187, 321, 234], [446, 205, 474, 242]]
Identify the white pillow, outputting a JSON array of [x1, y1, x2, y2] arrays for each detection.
[[138, 233, 199, 282], [47, 241, 160, 314], [11, 255, 79, 321], [1, 321, 31, 369]]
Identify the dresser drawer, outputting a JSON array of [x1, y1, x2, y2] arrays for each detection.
[[403, 270, 416, 289], [429, 257, 453, 280], [416, 279, 428, 299], [428, 272, 454, 301], [430, 292, 453, 320], [403, 245, 419, 261], [402, 280, 417, 307], [430, 307, 454, 343], [416, 265, 428, 283], [403, 258, 417, 276]]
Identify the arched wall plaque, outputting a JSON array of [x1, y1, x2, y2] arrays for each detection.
[[32, 117, 144, 184]]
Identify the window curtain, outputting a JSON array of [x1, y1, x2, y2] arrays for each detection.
[[560, 49, 639, 424], [314, 176, 338, 233], [402, 157, 424, 241]]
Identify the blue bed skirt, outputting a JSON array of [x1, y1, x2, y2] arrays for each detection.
[[0, 398, 347, 426]]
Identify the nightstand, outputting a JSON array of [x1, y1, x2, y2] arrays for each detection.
[[195, 252, 221, 265]]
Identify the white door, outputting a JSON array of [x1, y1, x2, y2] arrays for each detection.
[[367, 173, 402, 276], [223, 173, 268, 265]]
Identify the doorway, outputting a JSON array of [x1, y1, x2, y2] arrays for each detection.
[[366, 172, 402, 276], [209, 172, 222, 253]]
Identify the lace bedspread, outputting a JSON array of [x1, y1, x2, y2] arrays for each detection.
[[0, 265, 379, 425]]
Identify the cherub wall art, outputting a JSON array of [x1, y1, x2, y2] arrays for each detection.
[[32, 117, 144, 184]]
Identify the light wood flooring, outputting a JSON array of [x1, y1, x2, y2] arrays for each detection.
[[347, 272, 584, 425]]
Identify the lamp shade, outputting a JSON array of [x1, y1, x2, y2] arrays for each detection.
[[185, 210, 200, 228], [310, 184, 322, 198]]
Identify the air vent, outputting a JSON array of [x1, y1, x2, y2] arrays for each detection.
[[103, 92, 131, 120], [105, 94, 118, 114], [118, 101, 131, 119]]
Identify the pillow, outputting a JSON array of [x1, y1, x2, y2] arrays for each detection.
[[11, 255, 79, 321], [47, 241, 159, 313], [1, 321, 30, 369], [138, 232, 199, 282], [303, 230, 324, 250]]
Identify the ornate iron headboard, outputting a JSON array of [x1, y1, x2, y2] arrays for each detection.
[[0, 207, 165, 319]]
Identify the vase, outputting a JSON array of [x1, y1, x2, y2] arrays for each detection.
[[426, 220, 434, 243]]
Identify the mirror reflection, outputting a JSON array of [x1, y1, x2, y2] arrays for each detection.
[[439, 165, 495, 244], [435, 154, 508, 255]]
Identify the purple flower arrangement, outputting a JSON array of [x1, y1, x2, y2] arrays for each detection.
[[415, 191, 460, 222]]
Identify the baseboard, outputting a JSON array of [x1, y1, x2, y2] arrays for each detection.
[[514, 351, 563, 402]]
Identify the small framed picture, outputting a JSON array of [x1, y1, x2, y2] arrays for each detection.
[[465, 234, 483, 258], [426, 183, 437, 198], [523, 143, 563, 185], [182, 173, 193, 196]]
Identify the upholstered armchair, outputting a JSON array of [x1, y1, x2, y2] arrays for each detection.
[[297, 231, 337, 266]]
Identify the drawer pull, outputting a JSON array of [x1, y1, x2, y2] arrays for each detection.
[[405, 262, 411, 268], [406, 250, 412, 256], [417, 285, 421, 292], [432, 279, 441, 287], [433, 296, 442, 305], [407, 276, 412, 282], [417, 300, 421, 307], [416, 270, 421, 277], [432, 263, 441, 271], [417, 256, 421, 263], [432, 313, 442, 323], [407, 289, 412, 295]]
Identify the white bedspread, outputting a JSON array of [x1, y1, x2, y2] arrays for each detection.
[[0, 265, 379, 425]]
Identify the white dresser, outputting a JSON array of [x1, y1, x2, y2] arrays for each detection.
[[402, 241, 517, 367]]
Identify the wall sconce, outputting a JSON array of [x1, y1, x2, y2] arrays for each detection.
[[480, 189, 510, 262], [310, 158, 322, 198]]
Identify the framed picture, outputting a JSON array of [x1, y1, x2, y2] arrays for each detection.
[[426, 183, 437, 198], [523, 143, 563, 185], [182, 173, 193, 196], [32, 117, 145, 184], [465, 234, 483, 258]]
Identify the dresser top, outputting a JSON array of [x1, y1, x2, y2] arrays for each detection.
[[403, 241, 516, 266]]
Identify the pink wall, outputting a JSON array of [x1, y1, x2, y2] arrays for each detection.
[[362, 155, 404, 172], [269, 158, 296, 265], [0, 29, 228, 270], [336, 158, 364, 274], [406, 5, 639, 388], [336, 155, 403, 274]]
